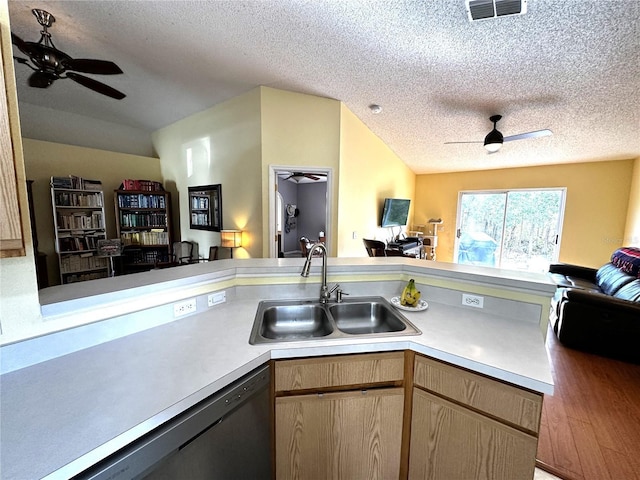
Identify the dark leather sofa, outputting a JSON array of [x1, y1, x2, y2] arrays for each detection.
[[549, 247, 640, 363]]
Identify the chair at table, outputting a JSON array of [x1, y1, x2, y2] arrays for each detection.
[[174, 241, 196, 264], [363, 238, 387, 257], [300, 236, 322, 257], [363, 238, 407, 257]]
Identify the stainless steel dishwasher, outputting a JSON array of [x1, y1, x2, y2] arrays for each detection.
[[78, 364, 271, 480]]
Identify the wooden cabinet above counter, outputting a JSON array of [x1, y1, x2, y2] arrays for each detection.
[[0, 23, 25, 258]]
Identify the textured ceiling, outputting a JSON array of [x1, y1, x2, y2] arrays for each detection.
[[7, 0, 640, 174]]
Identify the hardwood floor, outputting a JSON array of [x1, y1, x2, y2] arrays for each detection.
[[536, 325, 640, 480]]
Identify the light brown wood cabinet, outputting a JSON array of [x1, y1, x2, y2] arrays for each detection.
[[408, 354, 542, 480], [273, 352, 542, 480], [0, 24, 25, 258], [276, 388, 404, 480], [274, 352, 406, 480]]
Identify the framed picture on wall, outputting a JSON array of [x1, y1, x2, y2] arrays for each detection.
[[188, 184, 222, 231]]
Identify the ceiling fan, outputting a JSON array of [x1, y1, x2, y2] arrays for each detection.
[[283, 172, 327, 183], [11, 9, 126, 100], [445, 115, 552, 153]]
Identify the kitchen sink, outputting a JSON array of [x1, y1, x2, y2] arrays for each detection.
[[329, 301, 408, 335], [249, 296, 421, 344], [259, 303, 333, 340]]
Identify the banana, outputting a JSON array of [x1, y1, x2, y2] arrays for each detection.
[[400, 283, 410, 306], [410, 280, 421, 306], [400, 279, 415, 306], [399, 279, 422, 307], [412, 290, 421, 306]]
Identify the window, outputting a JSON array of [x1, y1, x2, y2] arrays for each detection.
[[455, 189, 566, 272]]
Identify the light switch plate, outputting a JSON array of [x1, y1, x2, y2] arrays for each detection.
[[208, 291, 226, 307]]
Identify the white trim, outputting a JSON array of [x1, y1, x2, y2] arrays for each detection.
[[268, 165, 333, 258]]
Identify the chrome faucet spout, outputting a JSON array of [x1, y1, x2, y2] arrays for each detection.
[[300, 242, 335, 303]]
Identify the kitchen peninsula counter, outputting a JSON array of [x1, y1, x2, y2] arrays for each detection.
[[0, 258, 556, 479]]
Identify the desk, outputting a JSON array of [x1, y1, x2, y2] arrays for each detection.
[[386, 241, 422, 258]]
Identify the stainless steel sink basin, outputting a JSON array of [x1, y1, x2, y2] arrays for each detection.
[[260, 303, 333, 340], [249, 296, 421, 344], [329, 301, 407, 335]]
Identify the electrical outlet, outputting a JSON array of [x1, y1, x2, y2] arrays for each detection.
[[174, 298, 197, 317], [462, 293, 484, 309], [208, 291, 226, 307]]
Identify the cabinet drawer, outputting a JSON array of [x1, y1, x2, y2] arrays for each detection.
[[275, 352, 404, 392], [413, 354, 542, 433]]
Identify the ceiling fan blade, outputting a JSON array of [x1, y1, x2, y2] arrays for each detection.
[[28, 71, 55, 88], [503, 129, 553, 142], [11, 33, 31, 56], [66, 72, 126, 99], [14, 56, 34, 68], [304, 174, 320, 181], [64, 58, 123, 75], [444, 141, 483, 145]]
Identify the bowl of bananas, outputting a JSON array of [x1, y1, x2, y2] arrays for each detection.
[[391, 279, 428, 312]]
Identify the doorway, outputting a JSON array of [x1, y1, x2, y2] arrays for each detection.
[[268, 166, 332, 258], [454, 188, 566, 272]]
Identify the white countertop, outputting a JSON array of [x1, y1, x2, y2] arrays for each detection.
[[1, 259, 555, 479]]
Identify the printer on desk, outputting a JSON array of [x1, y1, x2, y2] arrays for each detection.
[[387, 237, 421, 253]]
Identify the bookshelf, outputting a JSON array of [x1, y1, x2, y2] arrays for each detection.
[[114, 189, 172, 273], [50, 176, 110, 284], [188, 184, 222, 231]]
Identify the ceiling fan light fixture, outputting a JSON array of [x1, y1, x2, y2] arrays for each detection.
[[484, 141, 502, 153], [484, 128, 503, 152]]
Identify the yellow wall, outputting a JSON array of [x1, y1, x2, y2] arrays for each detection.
[[338, 105, 416, 257], [153, 88, 262, 259], [260, 87, 341, 256], [415, 159, 635, 268], [623, 157, 640, 247], [23, 139, 162, 285], [0, 0, 41, 343]]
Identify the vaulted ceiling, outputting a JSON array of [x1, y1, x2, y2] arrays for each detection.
[[8, 0, 640, 174]]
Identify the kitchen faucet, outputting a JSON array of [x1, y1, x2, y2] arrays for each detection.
[[301, 242, 338, 303]]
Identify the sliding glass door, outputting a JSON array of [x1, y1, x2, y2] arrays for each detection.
[[455, 189, 565, 272]]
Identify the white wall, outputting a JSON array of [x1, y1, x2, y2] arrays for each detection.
[[152, 88, 263, 259]]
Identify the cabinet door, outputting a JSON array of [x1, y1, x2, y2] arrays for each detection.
[[276, 388, 404, 480], [409, 388, 537, 480], [0, 28, 25, 257]]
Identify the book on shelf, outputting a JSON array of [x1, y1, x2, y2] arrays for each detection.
[[50, 175, 102, 190], [57, 211, 104, 230], [119, 212, 166, 228], [120, 230, 169, 246], [117, 193, 166, 209], [54, 191, 103, 207], [83, 179, 103, 191], [191, 196, 209, 209], [120, 179, 164, 191]]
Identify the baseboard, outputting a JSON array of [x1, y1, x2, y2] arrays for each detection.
[[535, 459, 576, 480]]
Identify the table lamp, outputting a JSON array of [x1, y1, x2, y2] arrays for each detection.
[[221, 230, 242, 258]]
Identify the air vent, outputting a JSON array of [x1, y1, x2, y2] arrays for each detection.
[[466, 0, 527, 21]]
